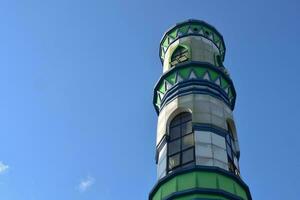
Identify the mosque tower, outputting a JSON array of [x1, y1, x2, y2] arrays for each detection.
[[149, 19, 252, 200]]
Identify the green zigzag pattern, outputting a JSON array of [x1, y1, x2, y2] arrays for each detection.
[[155, 66, 234, 108], [160, 22, 225, 62]]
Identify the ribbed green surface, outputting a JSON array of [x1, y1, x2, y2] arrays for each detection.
[[174, 194, 229, 200], [151, 171, 248, 200]]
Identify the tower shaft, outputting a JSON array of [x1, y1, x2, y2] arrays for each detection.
[[150, 20, 252, 200]]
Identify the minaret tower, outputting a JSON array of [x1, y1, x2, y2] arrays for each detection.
[[149, 20, 252, 200]]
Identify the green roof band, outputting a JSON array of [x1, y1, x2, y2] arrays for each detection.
[[159, 19, 226, 64], [155, 66, 232, 95], [158, 82, 166, 93], [153, 63, 236, 114], [178, 25, 189, 35], [208, 70, 219, 81], [150, 170, 249, 200], [166, 73, 176, 85], [169, 29, 178, 39]]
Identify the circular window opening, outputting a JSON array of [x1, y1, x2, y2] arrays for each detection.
[[193, 28, 198, 32], [205, 31, 210, 35]]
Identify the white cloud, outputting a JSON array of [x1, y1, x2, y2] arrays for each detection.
[[78, 176, 95, 192], [0, 162, 9, 174]]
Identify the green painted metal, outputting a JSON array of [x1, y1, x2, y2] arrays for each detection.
[[169, 29, 178, 39], [208, 69, 219, 81], [194, 67, 206, 78], [150, 171, 248, 200], [160, 20, 226, 64], [162, 38, 169, 47], [158, 82, 166, 93], [156, 95, 161, 106], [178, 25, 189, 35], [178, 68, 191, 79], [221, 77, 229, 89], [153, 64, 235, 110], [174, 194, 229, 200], [190, 24, 201, 32], [166, 73, 176, 85]]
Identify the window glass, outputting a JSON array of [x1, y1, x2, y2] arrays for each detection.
[[168, 139, 181, 155], [181, 121, 192, 135], [181, 112, 192, 122], [226, 134, 231, 144], [169, 154, 180, 170], [182, 148, 194, 164], [169, 125, 181, 140], [225, 125, 240, 175], [231, 140, 236, 152], [170, 46, 189, 67], [170, 117, 181, 127], [227, 144, 233, 160], [167, 112, 195, 173], [228, 161, 234, 172], [182, 134, 194, 150]]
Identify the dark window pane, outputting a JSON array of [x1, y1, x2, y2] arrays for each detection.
[[182, 148, 194, 164], [181, 121, 192, 135], [227, 143, 233, 160], [171, 46, 189, 66], [228, 161, 234, 172], [182, 134, 194, 150], [168, 154, 180, 170], [181, 112, 192, 123], [169, 125, 181, 140], [167, 112, 194, 173], [168, 139, 181, 155], [170, 116, 181, 127]]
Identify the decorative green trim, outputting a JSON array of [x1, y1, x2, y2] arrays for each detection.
[[159, 83, 166, 93], [166, 73, 176, 85], [153, 61, 236, 112], [220, 77, 229, 89], [208, 70, 219, 82], [179, 68, 191, 79], [149, 168, 251, 200], [194, 67, 206, 78], [174, 194, 229, 200], [159, 19, 226, 64]]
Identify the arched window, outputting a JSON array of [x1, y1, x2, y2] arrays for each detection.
[[167, 112, 194, 172], [226, 121, 239, 176], [170, 46, 189, 67]]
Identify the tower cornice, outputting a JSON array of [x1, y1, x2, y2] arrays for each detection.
[[159, 19, 226, 65], [153, 61, 236, 114]]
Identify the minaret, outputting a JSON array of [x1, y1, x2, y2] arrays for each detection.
[[149, 20, 252, 200]]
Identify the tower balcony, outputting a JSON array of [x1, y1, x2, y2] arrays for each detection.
[[153, 61, 236, 114]]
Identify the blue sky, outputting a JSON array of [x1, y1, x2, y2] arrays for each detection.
[[0, 0, 299, 199]]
